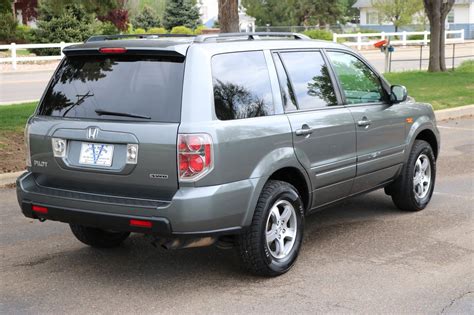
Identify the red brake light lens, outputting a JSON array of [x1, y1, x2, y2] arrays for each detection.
[[99, 47, 127, 54], [178, 134, 213, 181]]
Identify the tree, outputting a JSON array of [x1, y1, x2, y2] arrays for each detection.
[[423, 0, 455, 72], [243, 0, 346, 27], [0, 0, 12, 14], [162, 0, 200, 30], [218, 0, 239, 33], [33, 3, 100, 54], [372, 0, 423, 32], [132, 5, 160, 30]]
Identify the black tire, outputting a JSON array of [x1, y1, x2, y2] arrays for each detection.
[[238, 180, 305, 277], [389, 140, 436, 211], [69, 224, 130, 248]]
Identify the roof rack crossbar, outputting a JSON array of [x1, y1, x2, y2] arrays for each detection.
[[194, 32, 310, 43], [86, 34, 195, 42]]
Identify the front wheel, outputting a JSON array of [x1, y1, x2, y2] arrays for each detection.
[[70, 224, 130, 248], [390, 140, 436, 211], [238, 180, 304, 277]]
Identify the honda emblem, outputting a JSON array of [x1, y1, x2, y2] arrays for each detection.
[[87, 127, 99, 140]]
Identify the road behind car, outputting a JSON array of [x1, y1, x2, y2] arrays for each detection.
[[1, 117, 473, 314]]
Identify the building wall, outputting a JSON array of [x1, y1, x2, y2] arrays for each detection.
[[454, 4, 470, 23]]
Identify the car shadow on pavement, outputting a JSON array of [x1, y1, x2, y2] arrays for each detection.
[[19, 191, 409, 288]]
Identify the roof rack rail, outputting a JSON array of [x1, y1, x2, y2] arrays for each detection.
[[194, 32, 310, 43], [86, 34, 195, 42]]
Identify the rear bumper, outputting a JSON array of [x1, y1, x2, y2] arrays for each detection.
[[17, 172, 260, 236]]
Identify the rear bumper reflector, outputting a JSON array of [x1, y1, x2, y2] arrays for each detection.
[[32, 205, 48, 214]]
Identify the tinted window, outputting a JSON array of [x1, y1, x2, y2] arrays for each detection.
[[39, 55, 184, 122], [327, 51, 385, 105], [280, 51, 337, 110], [212, 51, 274, 120], [273, 53, 297, 112]]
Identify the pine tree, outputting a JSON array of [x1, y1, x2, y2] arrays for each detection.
[[162, 0, 200, 30]]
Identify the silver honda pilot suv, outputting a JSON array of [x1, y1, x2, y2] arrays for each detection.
[[17, 33, 440, 277]]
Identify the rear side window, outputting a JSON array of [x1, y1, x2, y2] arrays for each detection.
[[279, 51, 338, 110], [39, 55, 185, 122], [212, 51, 274, 120]]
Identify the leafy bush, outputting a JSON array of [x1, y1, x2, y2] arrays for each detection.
[[147, 27, 167, 34], [170, 26, 193, 35], [98, 21, 119, 35], [302, 29, 333, 41], [33, 3, 100, 55], [133, 28, 146, 34], [132, 5, 160, 30], [408, 34, 424, 40], [194, 25, 207, 35], [0, 13, 17, 42]]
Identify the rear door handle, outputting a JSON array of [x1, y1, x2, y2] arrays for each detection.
[[295, 124, 314, 136]]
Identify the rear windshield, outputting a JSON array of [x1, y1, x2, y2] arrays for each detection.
[[38, 55, 185, 122]]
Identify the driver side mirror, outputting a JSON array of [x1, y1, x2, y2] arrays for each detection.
[[390, 85, 407, 103]]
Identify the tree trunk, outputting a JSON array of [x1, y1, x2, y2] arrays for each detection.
[[439, 1, 455, 71], [424, 0, 441, 72], [218, 0, 239, 33]]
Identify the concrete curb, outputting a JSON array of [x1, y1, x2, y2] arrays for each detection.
[[435, 104, 474, 121], [0, 171, 24, 188], [0, 105, 472, 188]]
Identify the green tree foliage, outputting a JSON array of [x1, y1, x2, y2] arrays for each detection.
[[33, 3, 100, 55], [132, 5, 160, 30], [0, 0, 12, 14], [162, 0, 200, 30], [372, 0, 424, 32], [243, 0, 346, 26], [0, 12, 17, 42]]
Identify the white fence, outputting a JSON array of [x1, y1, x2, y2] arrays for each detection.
[[0, 29, 466, 70], [333, 29, 465, 50], [0, 42, 81, 70]]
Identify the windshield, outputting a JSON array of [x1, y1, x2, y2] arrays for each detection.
[[38, 55, 185, 122]]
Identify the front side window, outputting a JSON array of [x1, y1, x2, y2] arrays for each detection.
[[327, 51, 385, 105], [279, 51, 337, 110], [212, 51, 274, 120]]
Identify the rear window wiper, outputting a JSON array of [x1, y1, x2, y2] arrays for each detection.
[[95, 109, 151, 120]]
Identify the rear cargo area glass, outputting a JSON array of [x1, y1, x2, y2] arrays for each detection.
[[39, 55, 184, 122]]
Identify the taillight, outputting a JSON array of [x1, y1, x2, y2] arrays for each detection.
[[178, 133, 213, 181], [24, 123, 31, 167]]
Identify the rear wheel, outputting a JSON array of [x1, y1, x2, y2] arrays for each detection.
[[389, 140, 436, 211], [69, 224, 130, 248], [238, 180, 304, 277]]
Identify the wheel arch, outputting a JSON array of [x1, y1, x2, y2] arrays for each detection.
[[242, 152, 312, 227], [414, 128, 439, 159]]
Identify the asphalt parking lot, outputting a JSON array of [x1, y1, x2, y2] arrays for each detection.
[[1, 117, 473, 314]]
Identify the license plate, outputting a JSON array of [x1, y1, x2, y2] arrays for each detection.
[[79, 142, 114, 167]]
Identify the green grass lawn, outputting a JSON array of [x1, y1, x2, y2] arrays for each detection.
[[0, 102, 37, 133], [385, 60, 474, 110]]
